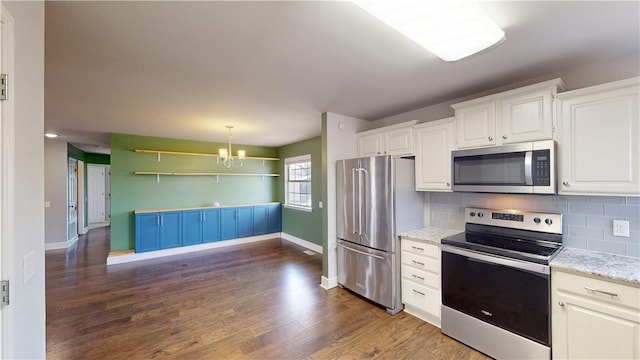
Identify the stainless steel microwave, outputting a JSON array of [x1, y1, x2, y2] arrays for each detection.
[[451, 140, 556, 194]]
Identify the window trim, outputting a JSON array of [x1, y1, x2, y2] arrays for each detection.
[[284, 154, 312, 212]]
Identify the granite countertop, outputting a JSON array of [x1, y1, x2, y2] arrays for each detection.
[[551, 248, 640, 287], [399, 227, 461, 245]]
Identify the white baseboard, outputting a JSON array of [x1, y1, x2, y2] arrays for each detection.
[[45, 236, 78, 251], [321, 275, 338, 290], [45, 241, 69, 251], [88, 222, 110, 230], [280, 232, 323, 254], [107, 233, 280, 266]]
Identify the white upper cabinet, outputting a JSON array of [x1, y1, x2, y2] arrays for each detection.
[[555, 77, 639, 196], [357, 120, 418, 157], [452, 78, 564, 149], [414, 118, 455, 192]]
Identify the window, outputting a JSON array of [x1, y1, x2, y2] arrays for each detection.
[[285, 155, 312, 211]]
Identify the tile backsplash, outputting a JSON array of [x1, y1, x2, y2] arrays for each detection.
[[428, 193, 640, 258]]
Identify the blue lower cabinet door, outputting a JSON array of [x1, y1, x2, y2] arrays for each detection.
[[159, 211, 182, 249], [135, 213, 160, 253], [220, 208, 238, 240], [202, 208, 221, 243], [237, 206, 254, 238], [182, 210, 203, 246], [253, 205, 268, 235], [268, 204, 282, 233]]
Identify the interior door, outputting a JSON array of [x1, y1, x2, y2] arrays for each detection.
[[87, 164, 106, 224], [67, 159, 78, 242]]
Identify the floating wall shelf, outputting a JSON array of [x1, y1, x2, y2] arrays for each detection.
[[134, 171, 280, 183], [134, 149, 280, 162]]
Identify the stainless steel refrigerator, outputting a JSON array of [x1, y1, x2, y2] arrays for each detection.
[[336, 155, 423, 314]]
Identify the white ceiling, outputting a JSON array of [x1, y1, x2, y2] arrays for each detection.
[[44, 1, 640, 153]]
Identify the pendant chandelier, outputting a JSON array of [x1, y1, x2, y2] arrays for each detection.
[[218, 125, 245, 168]]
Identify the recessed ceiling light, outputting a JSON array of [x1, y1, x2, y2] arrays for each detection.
[[44, 133, 59, 138], [353, 1, 505, 62]]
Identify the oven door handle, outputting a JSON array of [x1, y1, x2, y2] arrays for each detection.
[[441, 244, 550, 275]]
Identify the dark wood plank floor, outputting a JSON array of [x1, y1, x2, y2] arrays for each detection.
[[46, 228, 489, 359]]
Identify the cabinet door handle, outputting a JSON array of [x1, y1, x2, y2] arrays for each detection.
[[488, 136, 493, 141], [412, 289, 426, 296], [411, 245, 424, 251], [157, 216, 160, 227], [558, 301, 565, 307], [502, 135, 507, 140], [585, 287, 618, 297], [412, 274, 425, 281], [562, 181, 569, 186], [412, 260, 425, 266]]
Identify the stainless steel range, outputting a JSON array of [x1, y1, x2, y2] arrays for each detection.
[[441, 207, 563, 360]]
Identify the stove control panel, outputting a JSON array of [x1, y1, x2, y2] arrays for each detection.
[[465, 207, 562, 234]]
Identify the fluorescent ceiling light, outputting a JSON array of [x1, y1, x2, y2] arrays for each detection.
[[353, 0, 505, 62], [45, 133, 59, 138]]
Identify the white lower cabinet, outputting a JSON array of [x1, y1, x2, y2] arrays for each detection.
[[552, 269, 640, 359], [401, 238, 441, 327]]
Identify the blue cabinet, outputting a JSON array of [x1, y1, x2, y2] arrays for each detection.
[[182, 210, 204, 246], [267, 203, 281, 233], [253, 203, 281, 235], [135, 211, 182, 252], [202, 208, 221, 243], [221, 206, 254, 240], [135, 213, 161, 252], [135, 204, 278, 253], [182, 208, 221, 245], [159, 211, 182, 249]]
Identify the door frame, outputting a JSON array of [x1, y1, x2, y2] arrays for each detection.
[[67, 158, 78, 244], [77, 159, 86, 235], [1, 4, 16, 357]]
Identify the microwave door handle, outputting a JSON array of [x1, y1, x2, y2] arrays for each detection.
[[524, 151, 533, 185]]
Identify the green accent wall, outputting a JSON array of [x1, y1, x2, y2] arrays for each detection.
[[86, 152, 111, 164], [110, 133, 279, 251], [277, 136, 322, 246]]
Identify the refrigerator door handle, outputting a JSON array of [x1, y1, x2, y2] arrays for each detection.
[[337, 242, 384, 260], [359, 168, 367, 236], [351, 168, 357, 234]]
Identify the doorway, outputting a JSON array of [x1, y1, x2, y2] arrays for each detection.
[[87, 164, 110, 229]]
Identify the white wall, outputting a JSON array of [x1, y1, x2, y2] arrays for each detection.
[[2, 1, 46, 359], [321, 112, 368, 289], [44, 139, 69, 249]]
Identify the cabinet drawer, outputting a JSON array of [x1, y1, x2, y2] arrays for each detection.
[[401, 239, 439, 259], [554, 270, 640, 310], [402, 265, 439, 290], [402, 280, 440, 317], [402, 251, 438, 272]]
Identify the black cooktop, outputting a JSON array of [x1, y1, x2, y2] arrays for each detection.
[[442, 223, 563, 265]]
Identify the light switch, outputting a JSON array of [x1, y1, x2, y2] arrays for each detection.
[[318, 201, 323, 208], [44, 201, 51, 208]]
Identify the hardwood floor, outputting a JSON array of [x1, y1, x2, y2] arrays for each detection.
[[46, 228, 490, 359]]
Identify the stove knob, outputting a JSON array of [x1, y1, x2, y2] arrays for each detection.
[[534, 217, 541, 224], [477, 212, 484, 218], [545, 218, 553, 225], [469, 212, 476, 217]]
